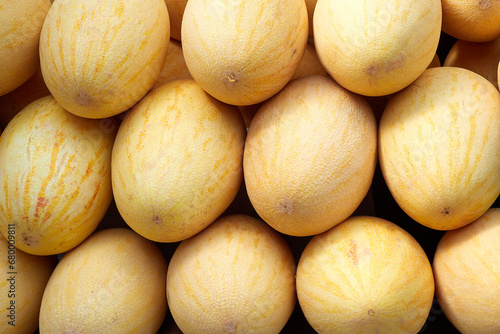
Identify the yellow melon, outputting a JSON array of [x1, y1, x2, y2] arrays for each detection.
[[112, 80, 246, 243], [296, 215, 435, 333], [151, 39, 193, 90], [290, 42, 329, 81], [441, 0, 500, 42], [164, 0, 188, 41], [0, 234, 57, 334], [0, 95, 116, 255], [444, 38, 500, 89], [379, 67, 500, 230], [244, 75, 377, 236], [433, 208, 500, 334], [0, 0, 51, 96], [39, 0, 170, 119], [181, 0, 309, 106], [313, 0, 442, 96], [305, 0, 318, 38], [166, 214, 297, 333], [39, 227, 168, 333]]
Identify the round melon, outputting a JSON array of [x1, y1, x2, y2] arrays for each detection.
[[0, 0, 51, 96], [164, 0, 188, 41], [39, 0, 170, 119], [433, 208, 500, 334], [0, 233, 57, 334], [0, 95, 116, 255], [181, 0, 308, 106], [314, 0, 442, 96], [290, 42, 329, 81], [166, 214, 297, 334], [112, 79, 246, 243], [379, 67, 500, 230], [39, 228, 168, 333], [151, 39, 193, 90], [296, 215, 435, 333], [244, 75, 377, 236]]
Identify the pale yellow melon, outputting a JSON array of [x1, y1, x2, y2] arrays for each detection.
[[290, 42, 329, 81], [0, 0, 51, 96], [39, 228, 168, 333], [0, 95, 116, 255], [244, 75, 377, 236], [0, 234, 57, 334], [296, 216, 435, 333], [305, 0, 318, 38], [379, 67, 500, 230], [39, 0, 170, 119], [429, 53, 442, 68], [433, 208, 500, 334], [152, 39, 193, 90], [166, 214, 297, 334], [314, 0, 442, 96], [444, 38, 500, 89], [164, 0, 188, 41], [112, 80, 246, 243], [181, 0, 308, 106], [441, 0, 500, 42]]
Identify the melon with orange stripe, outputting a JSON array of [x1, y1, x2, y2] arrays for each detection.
[[39, 0, 170, 119], [0, 95, 116, 255]]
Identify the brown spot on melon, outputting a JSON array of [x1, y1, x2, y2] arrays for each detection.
[[224, 321, 237, 333], [368, 309, 375, 315], [76, 91, 92, 106], [152, 215, 162, 224], [278, 199, 293, 214], [479, 0, 490, 9], [224, 72, 239, 84], [22, 233, 38, 247]]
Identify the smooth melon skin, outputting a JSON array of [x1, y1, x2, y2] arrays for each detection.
[[0, 0, 51, 96], [0, 95, 116, 255], [39, 0, 170, 119], [379, 67, 500, 231], [39, 228, 168, 334], [244, 75, 377, 237], [433, 208, 500, 334], [181, 0, 309, 106], [112, 79, 246, 243], [296, 216, 435, 334], [166, 214, 297, 334], [313, 0, 442, 96], [0, 234, 57, 334]]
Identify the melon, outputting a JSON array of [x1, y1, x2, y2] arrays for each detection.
[[379, 67, 500, 230], [166, 214, 297, 333], [313, 0, 442, 96], [39, 0, 170, 119], [296, 215, 435, 333], [433, 208, 500, 334], [181, 0, 308, 106], [39, 228, 168, 333], [164, 0, 188, 41], [0, 233, 57, 334], [112, 79, 246, 243], [0, 95, 116, 255], [0, 0, 51, 96], [151, 39, 193, 90], [244, 75, 377, 236], [290, 42, 329, 81]]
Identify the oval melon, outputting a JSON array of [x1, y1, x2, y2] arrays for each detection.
[[433, 208, 500, 334], [296, 215, 435, 333], [244, 75, 377, 236], [0, 95, 116, 255], [0, 0, 51, 96], [313, 0, 442, 96], [39, 0, 170, 119], [151, 39, 193, 90], [112, 79, 246, 243], [39, 227, 168, 333], [379, 67, 500, 230], [166, 214, 297, 334], [181, 0, 308, 106]]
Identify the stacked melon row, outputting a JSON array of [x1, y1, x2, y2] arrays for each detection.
[[0, 0, 499, 333]]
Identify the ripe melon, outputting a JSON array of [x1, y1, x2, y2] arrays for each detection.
[[0, 95, 116, 255], [296, 215, 435, 333], [433, 208, 500, 334], [112, 79, 246, 243], [152, 39, 193, 90], [244, 75, 377, 236], [39, 228, 168, 333], [0, 234, 57, 334], [164, 0, 188, 41], [166, 214, 297, 334], [39, 0, 170, 119], [379, 67, 500, 230], [181, 0, 309, 106], [0, 0, 51, 96], [290, 42, 329, 81], [313, 0, 442, 96]]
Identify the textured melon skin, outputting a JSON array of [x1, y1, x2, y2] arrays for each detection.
[[0, 95, 116, 255]]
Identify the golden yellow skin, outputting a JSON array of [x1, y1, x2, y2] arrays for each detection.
[[297, 216, 435, 334], [151, 39, 193, 90]]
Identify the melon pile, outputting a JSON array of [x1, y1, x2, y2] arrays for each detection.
[[0, 0, 499, 333]]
